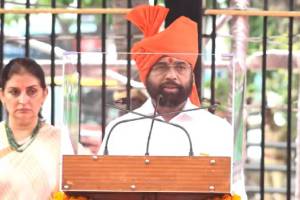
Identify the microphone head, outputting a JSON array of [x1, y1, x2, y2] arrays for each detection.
[[156, 94, 164, 106], [157, 94, 163, 101], [208, 106, 216, 113], [114, 98, 127, 104]]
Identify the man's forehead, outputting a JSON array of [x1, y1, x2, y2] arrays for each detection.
[[157, 56, 188, 63]]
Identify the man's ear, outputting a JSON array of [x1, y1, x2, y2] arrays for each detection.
[[192, 72, 195, 82]]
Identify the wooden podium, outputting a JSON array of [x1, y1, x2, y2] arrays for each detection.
[[62, 155, 231, 200]]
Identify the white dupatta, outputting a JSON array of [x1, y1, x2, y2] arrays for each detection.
[[0, 122, 61, 200]]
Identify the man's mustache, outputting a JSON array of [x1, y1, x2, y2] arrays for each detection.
[[160, 81, 181, 89]]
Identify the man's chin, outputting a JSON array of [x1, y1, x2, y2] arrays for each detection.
[[159, 96, 185, 107], [161, 89, 181, 97]]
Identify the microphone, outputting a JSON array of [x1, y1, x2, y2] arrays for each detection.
[[103, 115, 145, 155], [104, 102, 217, 156], [113, 97, 128, 104], [145, 94, 161, 156], [114, 98, 218, 115], [103, 109, 194, 156]]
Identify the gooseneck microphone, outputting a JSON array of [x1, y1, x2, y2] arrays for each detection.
[[103, 115, 146, 155], [103, 110, 194, 156], [103, 107, 195, 156], [145, 95, 161, 156], [104, 102, 217, 156]]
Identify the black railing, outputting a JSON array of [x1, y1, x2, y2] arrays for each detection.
[[0, 1, 298, 199], [50, 0, 56, 125]]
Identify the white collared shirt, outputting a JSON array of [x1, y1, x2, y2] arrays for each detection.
[[99, 99, 233, 157]]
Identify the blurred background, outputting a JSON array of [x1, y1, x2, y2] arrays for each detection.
[[1, 0, 300, 199]]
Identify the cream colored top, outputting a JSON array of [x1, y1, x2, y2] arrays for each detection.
[[0, 121, 61, 200]]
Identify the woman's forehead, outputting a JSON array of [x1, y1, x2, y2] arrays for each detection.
[[5, 73, 40, 87]]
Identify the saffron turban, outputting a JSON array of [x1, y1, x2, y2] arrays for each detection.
[[126, 5, 200, 106]]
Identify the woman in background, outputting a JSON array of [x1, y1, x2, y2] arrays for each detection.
[[0, 58, 62, 199]]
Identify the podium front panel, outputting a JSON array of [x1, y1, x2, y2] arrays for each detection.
[[62, 155, 231, 194]]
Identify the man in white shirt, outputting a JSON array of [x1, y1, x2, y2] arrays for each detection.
[[100, 56, 233, 157], [99, 4, 247, 199]]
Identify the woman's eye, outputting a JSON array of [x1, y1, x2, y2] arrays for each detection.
[[8, 89, 20, 97], [27, 88, 38, 97]]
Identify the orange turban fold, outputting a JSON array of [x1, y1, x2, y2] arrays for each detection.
[[126, 5, 200, 106]]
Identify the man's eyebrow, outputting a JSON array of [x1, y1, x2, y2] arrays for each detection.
[[173, 60, 188, 64], [154, 60, 189, 66]]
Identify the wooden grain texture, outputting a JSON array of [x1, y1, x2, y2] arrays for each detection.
[[62, 155, 230, 195]]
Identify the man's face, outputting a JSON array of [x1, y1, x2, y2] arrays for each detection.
[[146, 56, 193, 107]]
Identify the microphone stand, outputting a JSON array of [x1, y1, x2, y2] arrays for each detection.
[[145, 95, 161, 156], [104, 102, 217, 156], [104, 106, 197, 156], [110, 103, 217, 118], [103, 116, 145, 155]]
